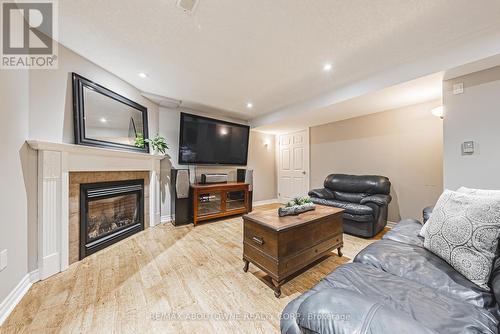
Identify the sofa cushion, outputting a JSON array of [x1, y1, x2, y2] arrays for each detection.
[[332, 191, 368, 203], [315, 263, 498, 333], [308, 187, 335, 199], [383, 219, 424, 247], [360, 194, 392, 206], [324, 174, 391, 195], [293, 288, 436, 334], [281, 289, 318, 334], [343, 212, 374, 223], [310, 198, 373, 216], [490, 257, 500, 314], [423, 205, 434, 223], [423, 190, 500, 290], [354, 239, 498, 314]]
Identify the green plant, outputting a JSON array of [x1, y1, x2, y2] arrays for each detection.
[[148, 134, 169, 154], [285, 196, 312, 208], [134, 133, 145, 148], [135, 133, 169, 154]]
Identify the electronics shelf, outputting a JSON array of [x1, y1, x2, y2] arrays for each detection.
[[191, 182, 249, 226]]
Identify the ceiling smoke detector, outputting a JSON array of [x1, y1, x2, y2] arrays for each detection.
[[176, 0, 199, 14]]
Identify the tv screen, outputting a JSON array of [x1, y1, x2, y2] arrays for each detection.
[[178, 113, 250, 165]]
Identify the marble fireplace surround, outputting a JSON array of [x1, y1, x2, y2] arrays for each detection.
[[27, 140, 163, 280]]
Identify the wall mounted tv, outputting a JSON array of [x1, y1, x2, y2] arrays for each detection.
[[178, 113, 250, 165]]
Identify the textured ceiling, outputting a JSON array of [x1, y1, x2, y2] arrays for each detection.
[[254, 72, 443, 134], [59, 0, 500, 120]]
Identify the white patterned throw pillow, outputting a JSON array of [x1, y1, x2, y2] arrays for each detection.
[[419, 187, 500, 238], [457, 186, 500, 197], [423, 190, 500, 290]]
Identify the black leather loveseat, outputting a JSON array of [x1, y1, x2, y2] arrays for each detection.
[[308, 174, 392, 237], [281, 214, 500, 333]]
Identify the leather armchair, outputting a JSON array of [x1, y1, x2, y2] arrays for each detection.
[[308, 174, 392, 237]]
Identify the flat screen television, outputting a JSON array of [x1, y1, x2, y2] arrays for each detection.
[[178, 113, 250, 165]]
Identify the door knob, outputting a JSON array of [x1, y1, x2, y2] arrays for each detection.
[[302, 171, 306, 175]]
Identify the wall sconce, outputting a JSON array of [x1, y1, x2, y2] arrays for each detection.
[[263, 138, 271, 147], [431, 106, 444, 119]]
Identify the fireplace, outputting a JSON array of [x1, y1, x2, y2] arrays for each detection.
[[80, 179, 144, 259]]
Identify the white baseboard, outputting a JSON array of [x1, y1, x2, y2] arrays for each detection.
[[253, 198, 279, 206], [386, 221, 398, 228], [0, 269, 38, 326], [160, 215, 172, 224], [29, 269, 40, 284]]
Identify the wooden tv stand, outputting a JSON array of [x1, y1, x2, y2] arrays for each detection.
[[191, 182, 249, 226]]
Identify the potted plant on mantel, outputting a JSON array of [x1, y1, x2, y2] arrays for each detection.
[[135, 133, 169, 155]]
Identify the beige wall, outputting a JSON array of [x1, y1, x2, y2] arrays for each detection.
[[247, 131, 277, 202], [310, 100, 443, 221], [443, 65, 500, 190], [0, 71, 30, 304]]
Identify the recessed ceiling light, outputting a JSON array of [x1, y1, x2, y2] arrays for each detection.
[[138, 72, 148, 78], [246, 102, 253, 109], [100, 118, 107, 123], [323, 63, 333, 72]]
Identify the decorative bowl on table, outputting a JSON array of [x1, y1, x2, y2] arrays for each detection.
[[278, 197, 316, 217]]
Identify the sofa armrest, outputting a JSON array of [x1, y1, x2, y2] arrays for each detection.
[[308, 188, 335, 199], [423, 206, 434, 223], [360, 194, 391, 206], [291, 288, 434, 334], [489, 257, 500, 310]]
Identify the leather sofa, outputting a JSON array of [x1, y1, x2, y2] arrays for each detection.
[[308, 174, 392, 238], [281, 211, 500, 333], [423, 205, 434, 223]]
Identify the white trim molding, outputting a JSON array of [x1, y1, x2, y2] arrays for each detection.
[[27, 140, 164, 280], [0, 270, 39, 326], [253, 198, 279, 206], [386, 221, 399, 229], [160, 215, 173, 224]]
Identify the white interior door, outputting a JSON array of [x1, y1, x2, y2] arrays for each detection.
[[278, 129, 310, 203]]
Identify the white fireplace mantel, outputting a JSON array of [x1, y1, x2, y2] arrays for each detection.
[[27, 140, 164, 280]]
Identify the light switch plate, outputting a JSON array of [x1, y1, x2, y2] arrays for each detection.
[[462, 141, 474, 155], [453, 83, 464, 95], [0, 249, 7, 271]]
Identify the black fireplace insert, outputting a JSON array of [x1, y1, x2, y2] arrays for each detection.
[[80, 179, 144, 259]]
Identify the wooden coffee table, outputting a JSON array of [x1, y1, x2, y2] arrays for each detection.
[[242, 205, 344, 297]]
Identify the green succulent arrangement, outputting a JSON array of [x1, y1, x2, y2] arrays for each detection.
[[135, 133, 169, 155], [285, 196, 313, 208], [278, 196, 315, 217]]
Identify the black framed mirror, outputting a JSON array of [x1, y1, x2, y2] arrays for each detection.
[[72, 73, 149, 153]]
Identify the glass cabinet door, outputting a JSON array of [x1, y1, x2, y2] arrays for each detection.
[[197, 192, 222, 216], [226, 190, 246, 211]]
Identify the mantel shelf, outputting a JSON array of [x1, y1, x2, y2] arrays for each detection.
[[27, 140, 165, 161]]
